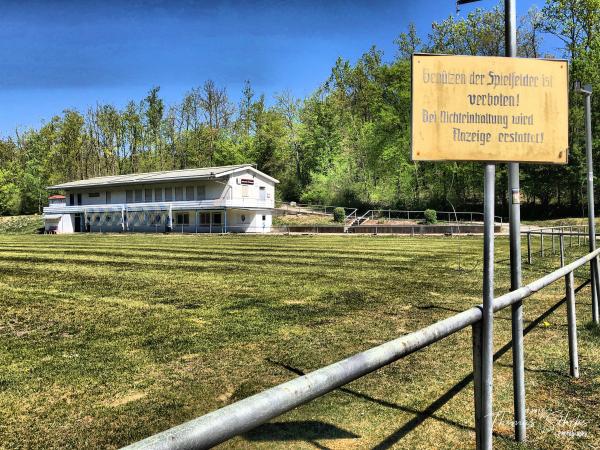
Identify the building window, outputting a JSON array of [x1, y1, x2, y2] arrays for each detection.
[[164, 187, 173, 201], [144, 189, 153, 202], [126, 190, 133, 203], [212, 213, 222, 224], [185, 186, 195, 201], [241, 214, 246, 223], [176, 213, 189, 225], [69, 193, 74, 206], [135, 189, 143, 202], [88, 192, 100, 198], [242, 185, 250, 197], [262, 215, 266, 221], [197, 185, 206, 200], [175, 187, 184, 201], [77, 193, 82, 205], [106, 191, 111, 204], [199, 213, 210, 225], [154, 188, 163, 202]]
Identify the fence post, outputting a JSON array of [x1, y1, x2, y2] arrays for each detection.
[[472, 321, 483, 449], [570, 226, 573, 247], [593, 257, 600, 315], [560, 233, 565, 268], [565, 270, 580, 378], [527, 232, 532, 264], [552, 228, 555, 255], [540, 230, 544, 257], [578, 226, 581, 247]]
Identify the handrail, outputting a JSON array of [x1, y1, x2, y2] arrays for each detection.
[[343, 208, 358, 225], [350, 209, 504, 226], [122, 244, 600, 450]]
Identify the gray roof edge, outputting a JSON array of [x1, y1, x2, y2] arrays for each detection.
[[46, 164, 279, 189]]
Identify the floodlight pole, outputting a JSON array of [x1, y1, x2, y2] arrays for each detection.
[[580, 84, 600, 323], [505, 0, 526, 442]]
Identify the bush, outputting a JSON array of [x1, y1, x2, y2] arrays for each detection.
[[424, 209, 437, 224], [333, 207, 346, 223]]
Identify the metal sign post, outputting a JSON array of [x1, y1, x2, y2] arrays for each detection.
[[505, 0, 526, 442], [481, 164, 495, 450], [578, 83, 600, 323]]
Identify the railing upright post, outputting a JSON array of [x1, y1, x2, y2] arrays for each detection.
[[560, 233, 565, 268], [566, 270, 580, 378], [593, 257, 600, 316], [570, 226, 573, 247], [472, 320, 483, 449], [527, 232, 532, 264], [541, 230, 544, 257], [552, 228, 555, 255]]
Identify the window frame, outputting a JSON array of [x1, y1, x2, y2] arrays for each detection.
[[175, 213, 190, 225]]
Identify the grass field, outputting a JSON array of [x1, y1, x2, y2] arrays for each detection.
[[0, 233, 599, 449]]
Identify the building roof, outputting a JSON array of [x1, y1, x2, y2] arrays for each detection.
[[48, 194, 66, 199], [47, 164, 279, 190]]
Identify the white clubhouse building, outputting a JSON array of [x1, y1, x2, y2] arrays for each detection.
[[43, 164, 278, 233]]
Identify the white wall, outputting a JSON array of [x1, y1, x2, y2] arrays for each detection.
[[45, 214, 74, 234], [226, 169, 275, 208]]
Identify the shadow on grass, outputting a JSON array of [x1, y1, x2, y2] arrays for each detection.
[[243, 421, 359, 449], [267, 280, 589, 449]]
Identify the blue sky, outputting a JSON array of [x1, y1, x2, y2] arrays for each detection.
[[0, 0, 554, 136]]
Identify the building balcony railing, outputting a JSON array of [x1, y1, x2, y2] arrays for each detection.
[[43, 198, 273, 214]]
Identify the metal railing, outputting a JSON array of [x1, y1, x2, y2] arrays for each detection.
[[123, 230, 600, 450], [524, 225, 590, 263], [351, 209, 504, 227], [275, 202, 345, 216], [343, 208, 358, 228]]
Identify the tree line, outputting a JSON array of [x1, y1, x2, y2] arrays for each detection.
[[1, 0, 599, 218]]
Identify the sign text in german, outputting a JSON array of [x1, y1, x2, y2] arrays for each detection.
[[411, 54, 568, 163]]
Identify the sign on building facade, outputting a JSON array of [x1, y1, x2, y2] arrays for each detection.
[[411, 54, 568, 163]]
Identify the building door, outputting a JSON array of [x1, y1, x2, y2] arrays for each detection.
[[259, 186, 266, 201], [74, 214, 82, 232]]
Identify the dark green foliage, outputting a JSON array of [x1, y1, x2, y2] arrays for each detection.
[[424, 209, 437, 224], [333, 207, 346, 223]]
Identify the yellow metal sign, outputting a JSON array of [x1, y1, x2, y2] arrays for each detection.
[[411, 54, 568, 163]]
